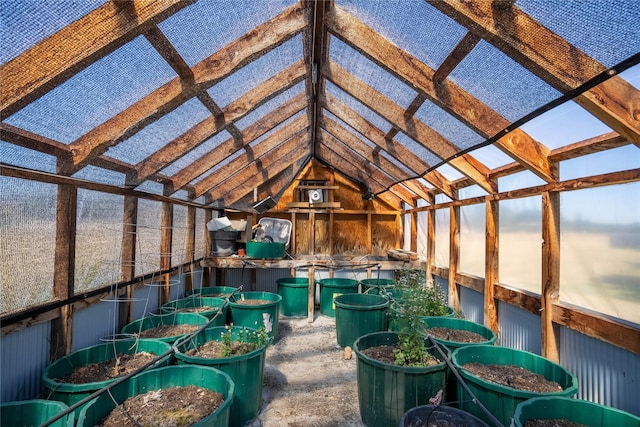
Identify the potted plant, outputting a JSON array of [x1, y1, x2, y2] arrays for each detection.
[[174, 324, 270, 426], [353, 270, 450, 427]]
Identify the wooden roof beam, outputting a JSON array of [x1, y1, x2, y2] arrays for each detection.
[[130, 60, 306, 185], [327, 6, 557, 183], [433, 31, 482, 84], [60, 4, 306, 176], [195, 126, 309, 198], [0, 0, 194, 117], [143, 25, 194, 82], [427, 0, 640, 146], [323, 60, 496, 193]]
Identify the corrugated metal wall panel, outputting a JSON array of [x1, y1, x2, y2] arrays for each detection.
[[459, 286, 483, 324], [132, 283, 160, 319], [560, 326, 640, 416], [497, 300, 541, 353], [1, 321, 50, 402], [72, 301, 119, 351], [255, 268, 290, 293]]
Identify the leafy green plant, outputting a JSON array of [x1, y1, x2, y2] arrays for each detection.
[[219, 323, 271, 357], [390, 269, 448, 366]]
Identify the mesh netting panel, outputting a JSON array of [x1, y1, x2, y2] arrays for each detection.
[[336, 0, 467, 70], [134, 180, 165, 196], [325, 81, 392, 133], [449, 40, 561, 123], [135, 199, 162, 277], [517, 0, 640, 69], [0, 177, 57, 314], [171, 205, 188, 267], [73, 165, 125, 187], [105, 98, 211, 164], [4, 36, 176, 144], [414, 99, 484, 151], [195, 208, 206, 259], [75, 190, 123, 292], [207, 35, 303, 109], [158, 0, 297, 67], [0, 141, 56, 173], [392, 131, 442, 168], [234, 82, 305, 130], [0, 0, 106, 65], [330, 37, 418, 109], [160, 130, 232, 177]]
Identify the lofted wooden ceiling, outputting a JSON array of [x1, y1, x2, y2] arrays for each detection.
[[1, 0, 639, 211]]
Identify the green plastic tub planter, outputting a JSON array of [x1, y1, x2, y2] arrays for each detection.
[[514, 396, 640, 427], [400, 404, 490, 427], [334, 293, 390, 348], [229, 291, 282, 341], [353, 331, 449, 427], [77, 365, 234, 427], [186, 285, 240, 299], [42, 338, 172, 417], [318, 278, 359, 317], [1, 399, 75, 427], [161, 296, 226, 324], [451, 345, 579, 427], [359, 278, 396, 295], [246, 241, 286, 259], [277, 277, 313, 317], [174, 326, 267, 426], [121, 312, 209, 344]]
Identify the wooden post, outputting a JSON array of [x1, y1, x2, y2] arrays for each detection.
[[410, 211, 418, 252], [120, 195, 137, 328], [308, 266, 315, 322], [160, 201, 173, 305], [309, 210, 315, 255], [485, 198, 499, 334], [448, 205, 460, 312], [542, 191, 560, 362], [427, 208, 435, 281], [367, 212, 372, 253], [329, 210, 334, 255], [51, 184, 76, 359], [202, 209, 213, 286]]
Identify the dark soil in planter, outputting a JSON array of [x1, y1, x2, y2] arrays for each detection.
[[361, 344, 441, 366], [100, 385, 224, 427], [462, 362, 563, 392], [137, 324, 199, 338], [59, 352, 155, 383], [173, 305, 216, 314], [234, 299, 270, 305], [427, 327, 486, 343], [184, 340, 256, 358], [524, 420, 588, 427]]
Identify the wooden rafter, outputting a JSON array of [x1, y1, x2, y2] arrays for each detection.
[[0, 0, 194, 117], [323, 60, 496, 193], [60, 4, 306, 176], [326, 5, 557, 184], [427, 0, 640, 146]]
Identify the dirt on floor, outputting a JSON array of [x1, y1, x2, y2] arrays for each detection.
[[255, 314, 364, 426]]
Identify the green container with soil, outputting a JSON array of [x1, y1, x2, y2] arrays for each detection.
[[421, 317, 497, 350], [228, 291, 281, 341], [1, 399, 75, 427], [186, 285, 240, 299], [513, 396, 640, 427], [161, 296, 226, 324], [360, 278, 396, 295], [277, 277, 312, 317], [76, 365, 234, 427], [174, 326, 268, 426], [42, 338, 172, 416], [451, 345, 579, 426], [400, 404, 490, 427], [121, 312, 209, 344], [334, 293, 390, 348], [353, 331, 449, 427], [318, 278, 359, 317]]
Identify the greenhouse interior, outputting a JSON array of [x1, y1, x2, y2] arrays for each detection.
[[1, 0, 639, 426]]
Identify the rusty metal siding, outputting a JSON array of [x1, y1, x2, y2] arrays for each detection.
[[497, 300, 541, 354], [1, 321, 50, 402], [560, 326, 640, 416]]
